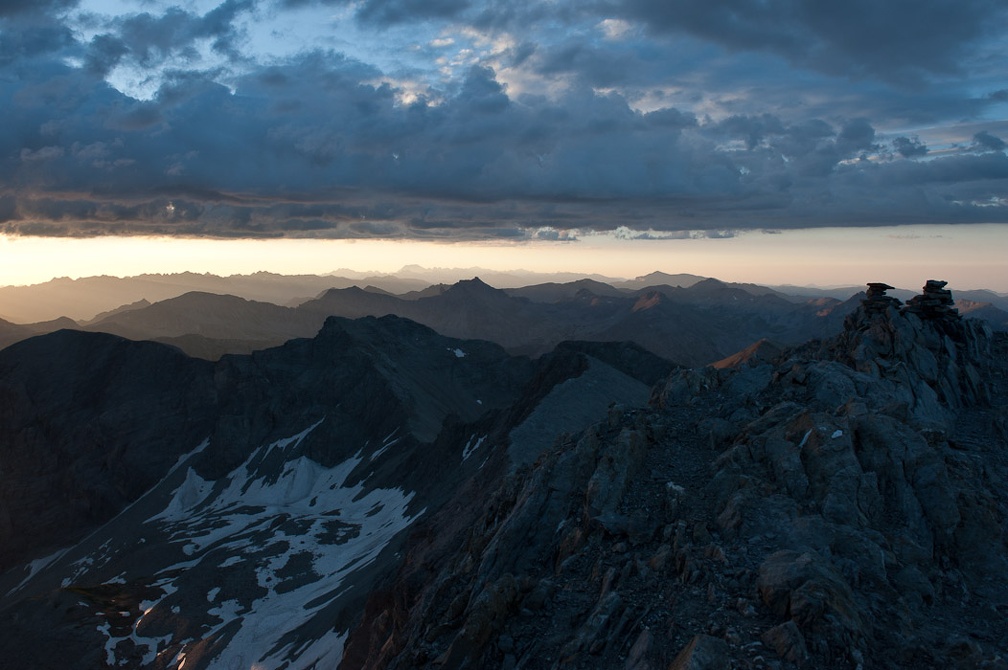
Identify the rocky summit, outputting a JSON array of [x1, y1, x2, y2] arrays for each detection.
[[0, 282, 1006, 669], [344, 281, 1007, 669]]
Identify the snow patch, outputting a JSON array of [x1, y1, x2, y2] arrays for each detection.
[[370, 429, 402, 462], [798, 428, 814, 449], [831, 429, 843, 439], [449, 347, 466, 358], [462, 434, 486, 462], [127, 420, 425, 670]]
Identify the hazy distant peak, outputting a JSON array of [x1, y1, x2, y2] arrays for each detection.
[[84, 299, 152, 325], [444, 277, 498, 295], [628, 271, 707, 288], [689, 277, 728, 290], [322, 285, 369, 296], [362, 285, 396, 296], [164, 291, 250, 305]]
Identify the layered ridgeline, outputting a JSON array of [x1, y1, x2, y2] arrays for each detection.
[[1, 276, 866, 367], [0, 315, 669, 668], [4, 274, 1007, 368], [0, 281, 1006, 669]]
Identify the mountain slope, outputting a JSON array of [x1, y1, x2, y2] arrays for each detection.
[[42, 276, 1000, 370], [0, 315, 79, 351], [85, 291, 319, 343], [0, 316, 668, 669], [2, 286, 1005, 669], [0, 330, 217, 572], [344, 293, 1008, 669]]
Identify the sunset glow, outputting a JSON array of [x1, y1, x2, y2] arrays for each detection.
[[3, 224, 1005, 292]]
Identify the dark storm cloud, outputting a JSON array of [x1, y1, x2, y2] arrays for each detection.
[[81, 0, 254, 77], [0, 1, 1006, 239], [3, 48, 1006, 237], [617, 0, 1007, 82], [0, 8, 77, 66], [0, 0, 77, 18]]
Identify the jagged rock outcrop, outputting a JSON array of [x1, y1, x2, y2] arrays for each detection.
[[862, 282, 901, 314], [904, 280, 959, 320], [346, 281, 1007, 669]]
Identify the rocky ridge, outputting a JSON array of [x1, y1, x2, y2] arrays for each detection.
[[0, 280, 1004, 669], [345, 281, 1008, 669], [0, 316, 670, 669]]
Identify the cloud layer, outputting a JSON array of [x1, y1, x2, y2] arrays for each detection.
[[0, 0, 1006, 239]]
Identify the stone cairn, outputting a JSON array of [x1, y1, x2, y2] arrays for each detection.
[[863, 282, 902, 314], [904, 279, 960, 320]]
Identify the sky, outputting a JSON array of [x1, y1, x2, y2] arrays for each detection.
[[0, 0, 1006, 290]]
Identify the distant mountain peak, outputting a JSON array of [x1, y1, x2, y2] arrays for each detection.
[[693, 277, 726, 286], [445, 276, 498, 295], [629, 271, 707, 288]]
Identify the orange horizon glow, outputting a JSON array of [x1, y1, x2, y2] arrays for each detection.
[[1, 224, 1006, 293]]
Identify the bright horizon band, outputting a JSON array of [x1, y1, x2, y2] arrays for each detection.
[[1, 224, 1006, 293]]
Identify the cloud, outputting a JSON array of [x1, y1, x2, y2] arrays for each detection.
[[355, 0, 471, 25], [0, 0, 77, 19], [75, 0, 254, 86], [0, 1, 1005, 241], [19, 146, 65, 162], [973, 130, 1007, 152], [617, 0, 1008, 83], [892, 136, 929, 158]]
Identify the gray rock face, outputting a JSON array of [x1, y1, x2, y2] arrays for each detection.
[[345, 286, 1008, 669]]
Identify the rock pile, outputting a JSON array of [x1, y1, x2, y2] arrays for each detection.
[[904, 279, 960, 320], [862, 282, 901, 314]]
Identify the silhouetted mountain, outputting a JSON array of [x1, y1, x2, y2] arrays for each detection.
[[80, 299, 151, 325], [0, 272, 357, 323], [393, 264, 620, 287], [0, 330, 216, 572], [18, 277, 884, 367], [0, 316, 79, 351], [84, 292, 325, 357], [504, 278, 629, 303], [616, 271, 708, 289], [1, 287, 1006, 669], [0, 316, 662, 668]]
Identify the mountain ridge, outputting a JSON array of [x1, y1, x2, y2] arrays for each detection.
[[0, 283, 1005, 668], [6, 268, 1005, 325]]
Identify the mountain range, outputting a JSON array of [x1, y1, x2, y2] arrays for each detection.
[[3, 271, 1006, 369], [4, 268, 1007, 326], [0, 273, 1006, 668]]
